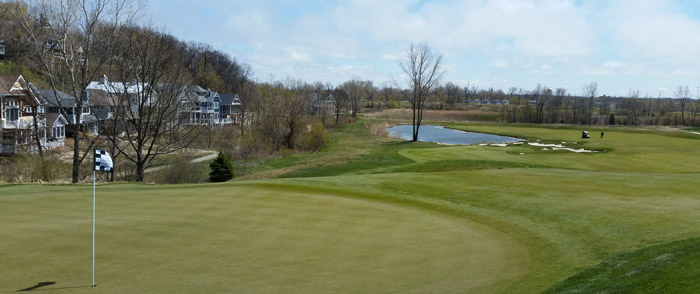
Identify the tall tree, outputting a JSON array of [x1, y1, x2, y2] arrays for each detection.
[[583, 82, 598, 126], [12, 0, 143, 183], [397, 42, 443, 142], [100, 26, 197, 182], [675, 85, 691, 124], [343, 78, 362, 117], [332, 85, 349, 126]]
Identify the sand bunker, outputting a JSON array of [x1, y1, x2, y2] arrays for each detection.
[[528, 142, 598, 153]]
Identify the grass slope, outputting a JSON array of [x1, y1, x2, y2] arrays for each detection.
[[3, 121, 700, 293], [547, 237, 700, 293]]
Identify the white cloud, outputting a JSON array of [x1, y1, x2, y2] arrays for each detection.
[[290, 51, 313, 62], [146, 0, 700, 95]]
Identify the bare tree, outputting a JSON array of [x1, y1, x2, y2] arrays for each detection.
[[549, 88, 567, 124], [100, 26, 197, 182], [444, 82, 461, 109], [12, 0, 143, 182], [380, 83, 394, 108], [237, 80, 259, 135], [583, 82, 598, 126], [363, 80, 376, 108], [332, 85, 349, 126], [343, 78, 362, 117], [396, 42, 443, 142], [675, 85, 691, 124]]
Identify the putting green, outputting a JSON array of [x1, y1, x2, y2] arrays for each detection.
[[0, 184, 528, 293]]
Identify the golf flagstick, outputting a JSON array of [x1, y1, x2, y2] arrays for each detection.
[[93, 149, 113, 288], [92, 169, 96, 287]]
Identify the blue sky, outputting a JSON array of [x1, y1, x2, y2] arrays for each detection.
[[146, 0, 700, 97]]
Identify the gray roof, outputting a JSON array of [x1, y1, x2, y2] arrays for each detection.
[[38, 89, 79, 107], [219, 93, 241, 105]]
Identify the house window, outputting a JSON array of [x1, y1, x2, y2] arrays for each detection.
[[5, 108, 18, 121], [214, 102, 219, 109], [23, 106, 33, 113], [82, 106, 89, 114]]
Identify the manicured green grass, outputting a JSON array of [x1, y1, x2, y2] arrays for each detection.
[[4, 121, 700, 293], [0, 183, 526, 293]]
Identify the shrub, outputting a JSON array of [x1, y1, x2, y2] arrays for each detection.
[[609, 113, 616, 125], [209, 151, 234, 182], [149, 153, 210, 184], [299, 122, 329, 151]]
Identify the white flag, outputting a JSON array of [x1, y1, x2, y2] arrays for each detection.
[[94, 149, 113, 172]]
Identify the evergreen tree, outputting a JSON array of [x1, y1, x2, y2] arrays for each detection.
[[609, 113, 615, 125], [209, 151, 234, 182]]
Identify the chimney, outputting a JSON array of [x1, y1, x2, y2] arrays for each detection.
[[100, 74, 108, 85]]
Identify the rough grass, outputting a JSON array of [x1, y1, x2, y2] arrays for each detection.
[[547, 237, 700, 293]]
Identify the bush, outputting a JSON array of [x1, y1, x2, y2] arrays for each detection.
[[148, 153, 210, 184], [299, 122, 329, 151], [0, 153, 70, 183], [209, 151, 234, 182]]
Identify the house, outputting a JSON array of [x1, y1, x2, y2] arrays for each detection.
[[501, 99, 509, 105], [87, 75, 155, 117], [180, 85, 220, 125], [41, 113, 68, 150], [0, 43, 6, 57], [0, 74, 66, 154], [39, 88, 99, 134], [492, 99, 500, 105], [529, 100, 537, 106], [308, 92, 335, 115], [218, 93, 242, 124], [472, 99, 481, 104], [465, 99, 472, 104]]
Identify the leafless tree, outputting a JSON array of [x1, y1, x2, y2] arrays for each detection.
[[549, 88, 567, 124], [100, 26, 197, 182], [363, 80, 376, 108], [332, 85, 349, 126], [444, 82, 461, 110], [343, 78, 362, 117], [396, 42, 443, 142], [675, 85, 691, 124], [380, 83, 394, 108], [583, 82, 598, 125], [12, 0, 144, 182], [237, 80, 259, 135]]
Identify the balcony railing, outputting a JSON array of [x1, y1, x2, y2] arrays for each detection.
[[3, 117, 46, 129]]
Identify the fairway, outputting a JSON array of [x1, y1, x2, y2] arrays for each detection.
[[4, 122, 700, 293], [0, 184, 526, 293]]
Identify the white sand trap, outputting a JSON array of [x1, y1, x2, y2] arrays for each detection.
[[689, 131, 700, 135], [528, 142, 598, 153]]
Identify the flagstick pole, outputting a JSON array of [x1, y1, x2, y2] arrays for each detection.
[[92, 169, 96, 288]]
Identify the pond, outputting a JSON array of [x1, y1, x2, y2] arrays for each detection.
[[387, 125, 524, 145]]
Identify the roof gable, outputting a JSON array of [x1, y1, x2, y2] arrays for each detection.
[[0, 74, 25, 96]]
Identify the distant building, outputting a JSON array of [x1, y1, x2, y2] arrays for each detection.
[[219, 93, 242, 124]]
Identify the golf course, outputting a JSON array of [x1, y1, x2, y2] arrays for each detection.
[[3, 121, 700, 293]]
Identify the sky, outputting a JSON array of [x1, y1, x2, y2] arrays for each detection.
[[146, 0, 700, 97]]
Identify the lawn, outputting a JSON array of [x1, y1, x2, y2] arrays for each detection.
[[2, 121, 700, 293]]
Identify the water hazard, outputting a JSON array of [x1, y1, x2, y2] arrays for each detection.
[[387, 125, 523, 145]]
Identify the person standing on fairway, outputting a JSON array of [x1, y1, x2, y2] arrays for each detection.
[[601, 132, 604, 138]]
